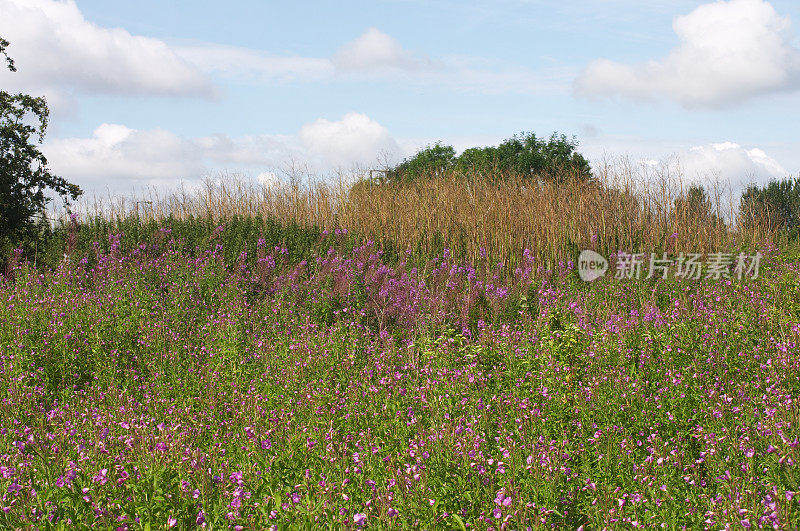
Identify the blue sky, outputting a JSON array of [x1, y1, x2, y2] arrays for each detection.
[[1, 0, 799, 194]]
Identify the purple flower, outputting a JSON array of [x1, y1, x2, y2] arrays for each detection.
[[92, 469, 108, 485], [494, 491, 511, 506], [353, 513, 367, 526]]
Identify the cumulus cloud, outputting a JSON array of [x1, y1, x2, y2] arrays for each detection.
[[575, 0, 800, 107], [299, 113, 401, 168], [43, 124, 206, 186], [43, 114, 402, 192], [679, 142, 788, 191], [0, 0, 213, 99]]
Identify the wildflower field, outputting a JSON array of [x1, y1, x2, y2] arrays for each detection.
[[1, 217, 800, 530]]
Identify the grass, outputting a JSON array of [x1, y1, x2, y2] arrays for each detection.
[[1, 166, 798, 529], [60, 158, 777, 269]]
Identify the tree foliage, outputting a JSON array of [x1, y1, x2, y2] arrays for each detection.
[[739, 177, 800, 236], [1, 37, 82, 261], [388, 132, 592, 183], [673, 185, 725, 230], [674, 185, 714, 219], [389, 142, 456, 180]]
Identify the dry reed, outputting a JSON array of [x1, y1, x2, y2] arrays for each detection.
[[69, 160, 779, 265]]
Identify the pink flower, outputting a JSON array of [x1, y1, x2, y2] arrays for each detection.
[[354, 513, 367, 526], [92, 469, 108, 485]]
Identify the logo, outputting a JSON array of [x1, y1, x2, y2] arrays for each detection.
[[578, 250, 608, 282]]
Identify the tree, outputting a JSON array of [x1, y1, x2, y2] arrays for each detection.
[[1, 37, 82, 261], [388, 132, 592, 183], [674, 185, 713, 218], [672, 184, 725, 230], [388, 142, 456, 181], [739, 177, 800, 235]]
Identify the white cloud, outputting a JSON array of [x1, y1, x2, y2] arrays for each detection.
[[299, 113, 401, 168], [0, 0, 213, 99], [193, 134, 301, 166], [177, 28, 563, 94], [680, 142, 787, 190], [256, 171, 287, 190], [575, 0, 800, 107], [175, 43, 334, 83], [43, 114, 402, 192], [44, 124, 206, 186], [176, 28, 432, 84], [332, 28, 432, 72]]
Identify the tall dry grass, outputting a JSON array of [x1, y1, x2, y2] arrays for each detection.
[[339, 157, 769, 264], [77, 175, 345, 228], [72, 160, 778, 266]]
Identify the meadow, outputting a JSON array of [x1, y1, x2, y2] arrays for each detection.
[[1, 167, 799, 529]]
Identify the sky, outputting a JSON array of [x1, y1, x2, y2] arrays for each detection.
[[1, 0, 799, 195]]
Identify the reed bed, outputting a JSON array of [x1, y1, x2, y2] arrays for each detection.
[[69, 159, 779, 267]]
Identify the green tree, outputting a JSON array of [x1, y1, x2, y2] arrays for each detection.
[[389, 132, 592, 183], [675, 185, 713, 217], [389, 142, 456, 181], [739, 177, 800, 236], [673, 185, 724, 229], [1, 37, 82, 262]]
